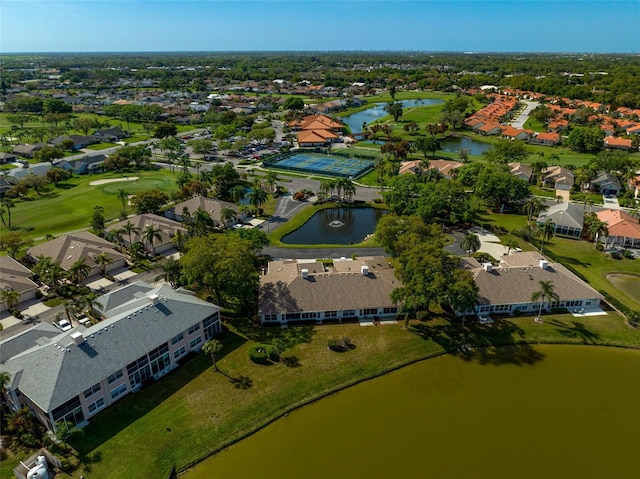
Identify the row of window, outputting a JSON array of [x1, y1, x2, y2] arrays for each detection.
[[267, 308, 396, 321], [107, 370, 123, 384], [111, 384, 127, 400], [87, 398, 105, 414], [190, 336, 202, 348], [83, 383, 101, 399]]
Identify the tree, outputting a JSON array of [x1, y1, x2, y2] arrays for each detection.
[[536, 219, 556, 255], [45, 167, 72, 186], [1, 288, 20, 313], [77, 291, 103, 319], [155, 257, 182, 288], [67, 258, 91, 285], [0, 232, 33, 258], [248, 187, 268, 215], [446, 269, 479, 326], [0, 371, 11, 393], [131, 190, 169, 214], [523, 197, 544, 221], [283, 97, 304, 111], [55, 420, 84, 449], [502, 237, 519, 255], [153, 123, 178, 138], [91, 205, 105, 235], [228, 227, 270, 255], [384, 101, 403, 121], [482, 139, 529, 164], [564, 127, 605, 152], [202, 339, 223, 371], [587, 218, 609, 248], [33, 256, 64, 294], [104, 153, 130, 172], [181, 234, 259, 309], [94, 252, 114, 276], [117, 189, 129, 216], [0, 198, 14, 228], [122, 220, 140, 246], [461, 233, 481, 256], [414, 136, 441, 158], [220, 207, 237, 227], [172, 229, 187, 252], [142, 224, 163, 256], [33, 145, 64, 164], [531, 280, 559, 321], [43, 98, 72, 114]]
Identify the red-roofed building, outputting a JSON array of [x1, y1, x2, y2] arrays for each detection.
[[531, 132, 561, 146], [597, 209, 640, 249], [604, 136, 633, 150]]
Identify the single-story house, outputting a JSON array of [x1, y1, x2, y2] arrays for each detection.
[[509, 162, 533, 183], [590, 171, 622, 196], [541, 165, 574, 191], [399, 159, 463, 178], [475, 122, 503, 136], [597, 209, 640, 249], [0, 257, 39, 313], [259, 257, 399, 325], [604, 136, 633, 150], [106, 214, 187, 254], [55, 154, 107, 174], [49, 135, 97, 150], [0, 152, 18, 164], [0, 281, 222, 432], [537, 202, 584, 239], [165, 196, 244, 228], [466, 252, 603, 316], [27, 231, 127, 278], [91, 127, 129, 142], [531, 132, 561, 146], [12, 144, 45, 158]]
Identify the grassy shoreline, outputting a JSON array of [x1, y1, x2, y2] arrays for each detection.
[[56, 310, 640, 479]]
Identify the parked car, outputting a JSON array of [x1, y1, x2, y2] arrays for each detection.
[[55, 319, 72, 332], [478, 315, 494, 324]]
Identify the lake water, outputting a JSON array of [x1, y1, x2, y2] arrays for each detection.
[[607, 273, 640, 305], [185, 345, 640, 479], [281, 207, 386, 245], [342, 99, 444, 133], [440, 136, 493, 156]]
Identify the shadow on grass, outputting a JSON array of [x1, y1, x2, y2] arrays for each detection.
[[72, 330, 247, 455], [547, 319, 601, 344], [282, 355, 301, 368], [410, 318, 545, 366], [556, 255, 591, 267], [227, 316, 315, 350]]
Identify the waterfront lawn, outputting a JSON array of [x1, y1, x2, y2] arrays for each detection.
[[0, 170, 178, 239], [71, 312, 639, 479]]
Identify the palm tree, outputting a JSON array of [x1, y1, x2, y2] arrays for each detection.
[[0, 288, 20, 313], [117, 189, 129, 216], [248, 187, 268, 215], [94, 253, 113, 276], [155, 257, 182, 288], [202, 339, 223, 372], [536, 219, 556, 255], [220, 207, 237, 227], [461, 233, 481, 256], [263, 171, 281, 194], [67, 258, 91, 285], [1, 198, 14, 228], [503, 238, 519, 255], [531, 280, 559, 321], [319, 179, 336, 198], [142, 224, 162, 256], [171, 230, 187, 252], [77, 291, 103, 320], [523, 197, 543, 221], [122, 220, 140, 247], [229, 185, 246, 204], [340, 178, 357, 202], [0, 371, 11, 394], [588, 219, 609, 249], [107, 228, 126, 252]]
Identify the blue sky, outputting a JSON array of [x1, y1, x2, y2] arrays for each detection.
[[2, 1, 639, 53]]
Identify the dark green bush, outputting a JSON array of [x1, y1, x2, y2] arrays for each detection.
[[327, 337, 353, 352], [248, 344, 274, 364]]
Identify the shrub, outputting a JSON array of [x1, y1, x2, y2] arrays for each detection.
[[59, 457, 72, 472], [248, 344, 274, 364], [610, 251, 623, 260], [327, 337, 353, 352], [373, 198, 383, 203], [623, 249, 635, 259]]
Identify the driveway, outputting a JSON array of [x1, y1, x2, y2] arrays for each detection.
[[510, 100, 540, 129], [603, 195, 620, 210]]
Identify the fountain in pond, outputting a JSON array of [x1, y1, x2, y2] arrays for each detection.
[[329, 220, 344, 227]]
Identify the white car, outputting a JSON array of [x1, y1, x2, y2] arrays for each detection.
[[478, 315, 494, 324], [56, 319, 72, 332]]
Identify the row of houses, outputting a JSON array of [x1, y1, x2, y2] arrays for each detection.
[[257, 251, 605, 325], [287, 114, 345, 147]]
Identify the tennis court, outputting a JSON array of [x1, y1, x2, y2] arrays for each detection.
[[265, 152, 374, 178]]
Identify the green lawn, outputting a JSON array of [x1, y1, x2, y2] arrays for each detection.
[[523, 116, 546, 132], [85, 142, 115, 150], [59, 311, 640, 479], [0, 170, 178, 240]]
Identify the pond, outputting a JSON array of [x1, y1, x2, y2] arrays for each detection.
[[342, 98, 444, 133], [185, 345, 640, 479], [607, 273, 640, 305], [281, 207, 386, 245], [440, 136, 493, 156]]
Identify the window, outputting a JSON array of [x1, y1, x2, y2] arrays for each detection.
[[83, 383, 101, 399], [171, 333, 184, 345], [285, 312, 301, 320], [263, 314, 278, 321], [188, 324, 200, 334], [111, 384, 127, 400], [301, 312, 317, 319], [343, 310, 356, 316], [88, 398, 105, 414], [383, 307, 398, 314], [174, 346, 186, 359], [324, 310, 337, 318], [363, 308, 378, 315], [107, 370, 123, 384], [190, 336, 202, 348], [203, 313, 221, 339]]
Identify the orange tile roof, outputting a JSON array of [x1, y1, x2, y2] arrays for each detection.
[[597, 209, 640, 240], [604, 136, 632, 148]]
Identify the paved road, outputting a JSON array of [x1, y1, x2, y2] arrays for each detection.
[[510, 100, 540, 129]]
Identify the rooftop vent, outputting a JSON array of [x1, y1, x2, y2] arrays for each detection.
[[483, 263, 492, 272], [361, 265, 369, 276], [539, 260, 549, 270], [301, 268, 309, 279], [70, 331, 84, 345]]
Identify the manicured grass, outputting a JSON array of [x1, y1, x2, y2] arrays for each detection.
[[529, 185, 557, 198], [523, 116, 546, 132], [0, 170, 178, 239], [67, 311, 639, 479], [85, 142, 115, 150]]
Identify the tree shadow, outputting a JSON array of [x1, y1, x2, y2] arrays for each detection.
[[229, 375, 253, 390], [547, 319, 601, 344], [76, 450, 102, 473], [410, 318, 545, 366], [556, 255, 591, 267], [282, 355, 301, 368], [227, 315, 315, 350]]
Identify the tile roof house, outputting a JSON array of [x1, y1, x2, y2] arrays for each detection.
[[0, 281, 222, 432], [531, 132, 561, 146], [27, 231, 126, 278], [604, 136, 633, 150], [165, 195, 244, 227], [0, 257, 38, 312], [537, 202, 584, 239], [399, 159, 463, 178], [288, 114, 344, 147], [596, 209, 640, 249], [466, 252, 603, 316], [259, 257, 399, 324], [106, 214, 186, 254]]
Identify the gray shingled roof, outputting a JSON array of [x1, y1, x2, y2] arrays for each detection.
[[0, 256, 38, 295], [106, 213, 186, 247], [537, 202, 584, 230], [1, 282, 220, 412]]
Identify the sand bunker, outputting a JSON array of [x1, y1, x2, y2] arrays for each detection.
[[90, 176, 139, 186]]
